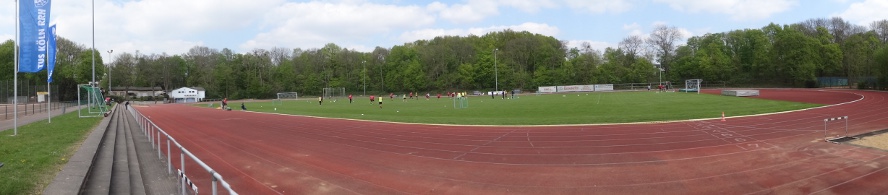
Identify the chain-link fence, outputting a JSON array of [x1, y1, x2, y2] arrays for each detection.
[[0, 79, 69, 120], [0, 80, 60, 104]]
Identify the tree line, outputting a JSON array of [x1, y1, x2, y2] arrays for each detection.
[[2, 17, 887, 101]]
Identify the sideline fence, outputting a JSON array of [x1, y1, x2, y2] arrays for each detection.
[[128, 108, 238, 195], [0, 101, 77, 120]]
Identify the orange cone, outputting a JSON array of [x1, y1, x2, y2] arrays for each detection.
[[721, 112, 726, 122]]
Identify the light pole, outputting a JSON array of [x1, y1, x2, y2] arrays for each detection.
[[70, 54, 78, 87], [91, 0, 96, 87], [107, 50, 113, 94], [362, 60, 366, 96], [658, 66, 664, 90], [378, 55, 384, 92], [494, 48, 499, 92]]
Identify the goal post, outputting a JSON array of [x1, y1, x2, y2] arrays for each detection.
[[273, 92, 299, 105], [77, 84, 108, 118], [323, 87, 345, 102], [683, 79, 702, 94]]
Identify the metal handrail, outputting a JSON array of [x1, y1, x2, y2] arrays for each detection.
[[128, 108, 238, 195]]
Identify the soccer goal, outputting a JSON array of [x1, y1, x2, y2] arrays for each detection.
[[273, 92, 299, 105], [77, 84, 108, 118], [323, 87, 346, 102], [681, 79, 702, 93]]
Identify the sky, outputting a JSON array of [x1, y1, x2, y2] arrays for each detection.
[[2, 0, 888, 62]]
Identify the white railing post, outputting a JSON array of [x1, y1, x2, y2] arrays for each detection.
[[211, 171, 218, 195], [180, 148, 186, 195], [167, 139, 172, 175], [157, 132, 161, 159]]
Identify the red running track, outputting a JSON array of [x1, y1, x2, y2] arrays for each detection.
[[135, 89, 888, 194]]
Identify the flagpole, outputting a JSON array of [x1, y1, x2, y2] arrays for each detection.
[[47, 83, 51, 123], [13, 0, 19, 136]]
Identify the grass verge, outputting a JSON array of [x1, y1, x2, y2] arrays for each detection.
[[222, 91, 822, 125], [0, 110, 102, 194]]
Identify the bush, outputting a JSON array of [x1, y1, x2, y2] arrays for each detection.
[[858, 82, 870, 90], [804, 80, 817, 88]]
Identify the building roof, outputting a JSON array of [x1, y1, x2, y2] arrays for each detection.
[[173, 87, 206, 91], [110, 86, 163, 91]]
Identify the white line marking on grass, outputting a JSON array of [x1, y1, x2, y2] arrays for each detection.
[[597, 93, 602, 104]]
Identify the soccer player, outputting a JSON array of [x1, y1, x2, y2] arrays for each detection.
[[318, 96, 322, 105], [426, 93, 430, 100], [222, 98, 228, 109], [348, 94, 353, 104], [370, 95, 375, 104], [437, 93, 441, 100], [378, 96, 383, 108]]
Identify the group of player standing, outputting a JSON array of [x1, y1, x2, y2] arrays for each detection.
[[320, 91, 468, 109]]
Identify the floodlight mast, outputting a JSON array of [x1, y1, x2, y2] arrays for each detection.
[[107, 50, 113, 92], [494, 48, 498, 92], [362, 61, 366, 96]]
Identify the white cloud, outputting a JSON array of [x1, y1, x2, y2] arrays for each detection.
[[39, 0, 282, 61], [835, 0, 888, 25], [426, 0, 559, 23], [428, 1, 499, 23], [653, 0, 798, 20], [676, 28, 694, 40], [242, 1, 435, 51], [565, 0, 635, 14], [119, 0, 281, 38], [0, 4, 11, 41], [398, 22, 561, 43], [623, 23, 645, 36], [498, 0, 559, 13]]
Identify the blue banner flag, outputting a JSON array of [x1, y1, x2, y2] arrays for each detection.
[[47, 25, 57, 83], [18, 0, 52, 73]]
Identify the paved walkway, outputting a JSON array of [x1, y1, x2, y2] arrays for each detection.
[[0, 105, 80, 132]]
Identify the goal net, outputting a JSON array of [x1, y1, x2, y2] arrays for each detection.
[[78, 84, 108, 117], [273, 92, 299, 105], [323, 87, 346, 102], [683, 79, 702, 93]]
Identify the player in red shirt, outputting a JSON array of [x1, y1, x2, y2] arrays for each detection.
[[370, 95, 375, 104], [348, 94, 353, 104]]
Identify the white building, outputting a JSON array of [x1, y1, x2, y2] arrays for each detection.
[[170, 87, 206, 103]]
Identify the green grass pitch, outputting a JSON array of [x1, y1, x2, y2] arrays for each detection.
[[230, 91, 821, 125], [0, 109, 103, 194]]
